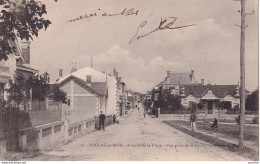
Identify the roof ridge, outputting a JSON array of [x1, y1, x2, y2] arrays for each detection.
[[59, 75, 105, 96]]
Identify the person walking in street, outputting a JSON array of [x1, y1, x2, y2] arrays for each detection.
[[190, 113, 196, 131], [112, 114, 116, 124], [144, 110, 146, 118], [99, 111, 106, 131]]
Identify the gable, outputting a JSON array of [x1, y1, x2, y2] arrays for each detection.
[[201, 89, 218, 99], [60, 80, 72, 94], [74, 82, 92, 95], [58, 75, 104, 96], [185, 94, 199, 101]]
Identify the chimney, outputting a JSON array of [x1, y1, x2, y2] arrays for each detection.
[[59, 69, 63, 78], [201, 79, 204, 85], [166, 70, 170, 77], [86, 75, 91, 86], [70, 62, 77, 73], [113, 68, 117, 76], [21, 41, 31, 65], [190, 69, 194, 82]]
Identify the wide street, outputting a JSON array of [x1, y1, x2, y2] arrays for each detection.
[[20, 106, 250, 161]]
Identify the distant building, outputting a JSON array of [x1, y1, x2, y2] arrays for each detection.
[[158, 70, 199, 95], [180, 84, 240, 113], [113, 68, 127, 115]]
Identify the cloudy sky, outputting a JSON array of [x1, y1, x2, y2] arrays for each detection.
[[30, 0, 258, 93]]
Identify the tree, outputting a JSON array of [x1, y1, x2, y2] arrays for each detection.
[[27, 73, 49, 101], [154, 88, 182, 114], [28, 72, 67, 103], [5, 72, 31, 109], [143, 98, 152, 111], [0, 0, 56, 60], [245, 89, 259, 111], [48, 85, 67, 104]]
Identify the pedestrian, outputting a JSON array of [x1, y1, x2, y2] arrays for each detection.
[[99, 111, 106, 130], [112, 114, 116, 124], [235, 115, 240, 125], [144, 111, 146, 118], [190, 113, 196, 131], [210, 118, 218, 128], [138, 107, 139, 111]]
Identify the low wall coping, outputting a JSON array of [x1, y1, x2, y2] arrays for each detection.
[[19, 121, 64, 132]]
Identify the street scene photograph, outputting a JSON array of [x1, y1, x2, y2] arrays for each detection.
[[0, 0, 259, 162]]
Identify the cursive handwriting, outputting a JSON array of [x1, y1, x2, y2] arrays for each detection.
[[67, 8, 138, 23], [102, 8, 138, 17], [129, 17, 195, 44]]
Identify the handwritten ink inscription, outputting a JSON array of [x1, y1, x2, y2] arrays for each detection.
[[67, 8, 138, 23], [67, 9, 195, 44], [129, 17, 195, 44]]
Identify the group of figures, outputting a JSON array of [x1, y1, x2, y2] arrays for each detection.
[[189, 113, 218, 131]]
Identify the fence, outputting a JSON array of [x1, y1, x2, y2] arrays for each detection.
[[158, 113, 256, 122], [0, 101, 63, 152], [19, 121, 64, 151], [66, 118, 96, 141], [0, 132, 6, 155]]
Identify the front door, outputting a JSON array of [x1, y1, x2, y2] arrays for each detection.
[[208, 101, 213, 110]]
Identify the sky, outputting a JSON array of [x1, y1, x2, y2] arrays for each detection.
[[30, 0, 258, 93]]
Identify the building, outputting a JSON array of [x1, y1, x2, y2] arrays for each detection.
[[113, 68, 127, 115], [159, 70, 199, 92], [180, 84, 240, 113], [58, 75, 107, 126], [0, 39, 38, 102], [58, 67, 117, 116], [151, 70, 242, 115]]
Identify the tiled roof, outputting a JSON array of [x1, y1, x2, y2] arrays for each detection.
[[91, 82, 107, 95], [168, 72, 193, 84], [59, 75, 107, 96], [182, 85, 239, 98]]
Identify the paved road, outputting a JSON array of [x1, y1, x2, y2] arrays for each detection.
[[20, 106, 250, 161]]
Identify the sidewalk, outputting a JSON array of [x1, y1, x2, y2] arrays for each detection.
[[163, 120, 259, 161], [3, 108, 135, 161]]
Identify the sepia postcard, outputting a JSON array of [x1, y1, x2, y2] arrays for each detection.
[[0, 0, 259, 162]]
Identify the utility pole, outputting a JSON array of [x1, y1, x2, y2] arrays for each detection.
[[235, 0, 254, 150], [238, 0, 246, 150]]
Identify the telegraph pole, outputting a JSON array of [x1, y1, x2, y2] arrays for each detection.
[[238, 0, 246, 150], [235, 0, 254, 150]]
